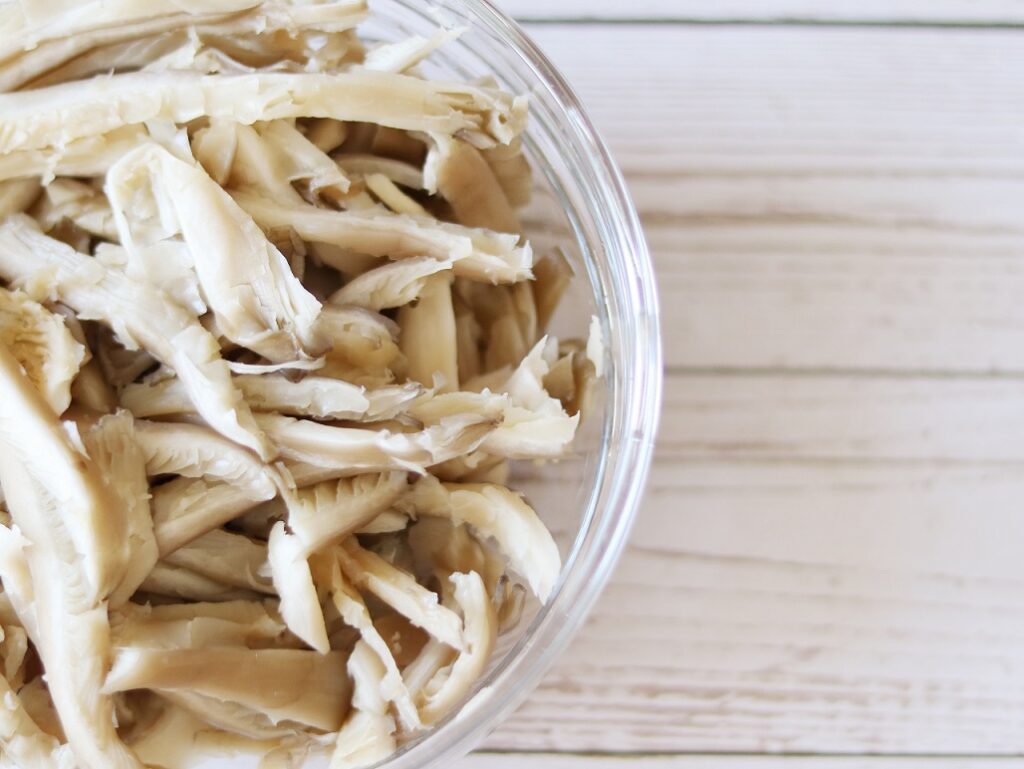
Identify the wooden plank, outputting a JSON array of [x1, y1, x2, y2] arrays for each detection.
[[461, 756, 1017, 769], [485, 460, 1024, 753], [517, 25, 1024, 372], [661, 374, 1024, 462], [470, 372, 1024, 754], [497, 0, 1024, 23]]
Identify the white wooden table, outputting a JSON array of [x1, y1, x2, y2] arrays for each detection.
[[457, 1, 1024, 767]]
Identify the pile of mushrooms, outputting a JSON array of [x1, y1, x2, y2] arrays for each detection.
[[0, 1, 599, 767]]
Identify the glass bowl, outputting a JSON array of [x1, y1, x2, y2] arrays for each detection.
[[369, 2, 662, 766], [190, 0, 661, 766]]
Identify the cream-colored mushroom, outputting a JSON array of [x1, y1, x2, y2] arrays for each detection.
[[363, 172, 427, 216], [111, 600, 285, 650], [162, 529, 273, 596], [80, 411, 157, 607], [267, 522, 329, 654], [362, 27, 461, 74], [255, 412, 496, 474], [151, 477, 277, 558], [0, 70, 526, 155], [0, 125, 148, 184], [104, 646, 351, 732], [122, 373, 423, 422], [402, 476, 562, 602], [0, 343, 125, 602], [329, 256, 453, 312], [139, 563, 261, 604], [335, 154, 423, 190], [0, 215, 272, 459], [0, 669, 69, 768], [33, 179, 117, 242], [337, 539, 465, 652], [398, 274, 459, 391], [317, 304, 405, 379], [285, 472, 407, 558], [234, 192, 533, 284], [318, 554, 420, 732], [256, 120, 350, 194], [328, 640, 396, 769], [478, 336, 579, 459], [0, 178, 41, 217], [133, 420, 277, 496], [427, 134, 519, 233], [404, 571, 495, 725], [150, 460, 353, 555], [0, 287, 85, 415], [107, 142, 324, 363], [0, 455, 144, 768], [0, 1, 371, 92], [160, 689, 309, 740]]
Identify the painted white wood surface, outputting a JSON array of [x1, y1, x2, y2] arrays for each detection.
[[521, 23, 1024, 373], [460, 756, 1018, 769], [499, 0, 1024, 22], [467, 6, 1024, 767]]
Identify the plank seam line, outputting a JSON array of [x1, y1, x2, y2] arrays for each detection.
[[475, 748, 1024, 759], [663, 366, 1024, 380], [517, 18, 1024, 31]]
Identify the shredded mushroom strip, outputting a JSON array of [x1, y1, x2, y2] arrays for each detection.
[[0, 2, 600, 767]]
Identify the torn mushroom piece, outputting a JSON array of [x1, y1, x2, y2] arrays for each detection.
[[315, 553, 420, 733], [151, 475, 277, 558], [328, 256, 454, 312], [104, 647, 352, 733], [0, 667, 69, 769], [0, 178, 41, 217], [0, 0, 371, 92], [0, 286, 86, 415], [403, 571, 496, 726], [33, 178, 118, 242], [284, 471, 407, 558], [161, 529, 273, 596], [479, 336, 579, 460], [148, 459, 353, 557], [0, 215, 272, 459], [0, 448, 144, 768], [234, 192, 533, 284], [132, 420, 278, 497], [254, 120, 351, 196], [402, 476, 562, 602], [398, 273, 459, 392], [0, 70, 526, 156], [110, 600, 287, 653], [267, 522, 330, 654], [122, 373, 424, 423], [335, 153, 424, 190], [337, 538, 465, 653], [107, 142, 324, 363], [426, 134, 520, 233], [80, 411, 158, 608], [0, 6, 593, 765], [329, 640, 396, 769], [316, 305, 405, 380], [0, 342, 126, 603], [139, 563, 262, 604], [255, 412, 496, 474]]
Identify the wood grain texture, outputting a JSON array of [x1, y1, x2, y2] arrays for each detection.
[[498, 0, 1024, 23], [467, 19, 1024, 761], [480, 381, 1024, 752], [519, 24, 1024, 372], [461, 756, 1017, 769]]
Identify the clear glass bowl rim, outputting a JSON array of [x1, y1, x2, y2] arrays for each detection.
[[378, 1, 664, 767]]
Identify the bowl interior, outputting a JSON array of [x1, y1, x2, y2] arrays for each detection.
[[182, 2, 660, 767]]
